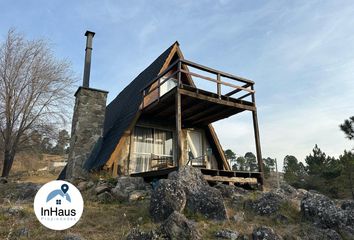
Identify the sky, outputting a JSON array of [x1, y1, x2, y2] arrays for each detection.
[[1, 0, 353, 170]]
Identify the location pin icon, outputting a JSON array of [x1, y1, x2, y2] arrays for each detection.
[[61, 184, 69, 194]]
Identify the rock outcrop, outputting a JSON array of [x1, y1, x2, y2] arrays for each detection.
[[160, 211, 201, 240], [150, 179, 186, 222], [86, 176, 151, 203], [300, 191, 354, 239], [246, 192, 284, 216], [186, 185, 227, 220], [299, 227, 342, 240], [301, 191, 348, 228], [165, 166, 227, 220]]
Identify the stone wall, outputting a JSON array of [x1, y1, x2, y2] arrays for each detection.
[[66, 87, 108, 180]]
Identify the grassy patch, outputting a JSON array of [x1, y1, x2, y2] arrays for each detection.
[[0, 195, 157, 240], [277, 201, 301, 224]]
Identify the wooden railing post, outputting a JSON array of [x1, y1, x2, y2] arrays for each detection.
[[177, 60, 182, 88], [217, 73, 221, 99]]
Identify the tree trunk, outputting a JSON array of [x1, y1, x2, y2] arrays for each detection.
[[349, 173, 354, 200], [1, 150, 15, 177]]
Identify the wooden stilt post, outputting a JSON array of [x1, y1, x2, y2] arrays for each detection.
[[176, 60, 183, 167], [251, 85, 264, 190]]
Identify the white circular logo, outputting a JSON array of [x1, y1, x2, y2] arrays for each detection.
[[33, 180, 84, 230]]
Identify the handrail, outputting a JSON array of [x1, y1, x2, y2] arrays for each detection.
[[180, 59, 254, 85], [179, 69, 254, 94], [141, 58, 256, 108]]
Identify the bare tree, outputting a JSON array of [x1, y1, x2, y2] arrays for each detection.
[[0, 29, 74, 177]]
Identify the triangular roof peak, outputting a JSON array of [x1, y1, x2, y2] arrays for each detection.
[[158, 41, 184, 74]]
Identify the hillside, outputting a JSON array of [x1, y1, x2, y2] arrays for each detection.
[[0, 167, 353, 240]]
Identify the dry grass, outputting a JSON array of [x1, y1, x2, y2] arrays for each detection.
[[0, 188, 312, 240], [0, 197, 159, 240], [0, 170, 319, 239]]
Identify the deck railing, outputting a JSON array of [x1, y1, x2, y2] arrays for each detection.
[[141, 58, 255, 108]]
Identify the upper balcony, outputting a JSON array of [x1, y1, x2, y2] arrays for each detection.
[[140, 58, 257, 126]]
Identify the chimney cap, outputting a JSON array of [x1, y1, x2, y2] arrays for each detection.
[[85, 31, 95, 37]]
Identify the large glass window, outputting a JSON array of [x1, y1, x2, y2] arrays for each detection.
[[132, 126, 174, 173]]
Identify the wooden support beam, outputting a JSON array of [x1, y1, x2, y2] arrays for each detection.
[[238, 92, 252, 100], [175, 62, 183, 167], [203, 175, 258, 184], [251, 85, 264, 189], [225, 83, 251, 97], [207, 125, 230, 170]]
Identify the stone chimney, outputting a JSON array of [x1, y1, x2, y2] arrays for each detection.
[[66, 31, 108, 180]]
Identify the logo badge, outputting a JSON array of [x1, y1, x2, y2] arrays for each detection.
[[34, 180, 84, 230]]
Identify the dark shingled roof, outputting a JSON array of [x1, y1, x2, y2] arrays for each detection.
[[83, 43, 176, 170]]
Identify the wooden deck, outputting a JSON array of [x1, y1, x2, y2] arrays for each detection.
[[130, 167, 178, 182], [139, 58, 264, 187], [130, 166, 261, 186], [140, 85, 255, 127]]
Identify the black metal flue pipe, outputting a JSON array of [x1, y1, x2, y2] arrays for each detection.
[[83, 31, 95, 88]]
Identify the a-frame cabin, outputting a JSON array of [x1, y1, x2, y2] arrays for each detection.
[[82, 42, 264, 188]]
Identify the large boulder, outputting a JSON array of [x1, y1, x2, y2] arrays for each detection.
[[187, 185, 227, 220], [168, 166, 227, 220], [252, 226, 282, 240], [301, 192, 346, 228], [299, 227, 342, 240], [160, 211, 201, 240], [272, 184, 298, 199], [246, 192, 284, 216], [150, 179, 186, 222], [168, 166, 207, 191]]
